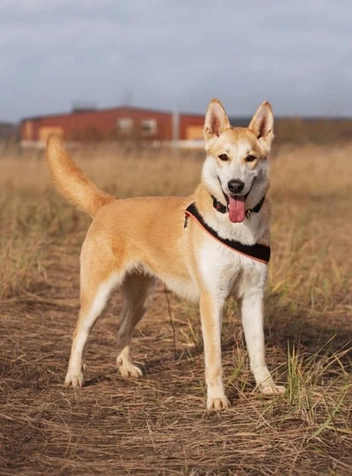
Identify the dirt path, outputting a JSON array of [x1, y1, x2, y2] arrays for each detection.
[[1, 201, 352, 475]]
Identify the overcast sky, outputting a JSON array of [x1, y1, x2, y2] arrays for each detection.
[[1, 0, 351, 122]]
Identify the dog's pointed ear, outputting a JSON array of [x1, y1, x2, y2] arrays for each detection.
[[249, 101, 274, 149], [204, 98, 230, 140]]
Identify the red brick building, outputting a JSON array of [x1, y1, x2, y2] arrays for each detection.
[[20, 106, 205, 144]]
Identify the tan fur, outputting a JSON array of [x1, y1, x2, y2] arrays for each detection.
[[46, 139, 115, 216], [46, 98, 284, 410]]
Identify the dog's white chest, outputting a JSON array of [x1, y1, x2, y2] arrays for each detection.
[[197, 236, 268, 299]]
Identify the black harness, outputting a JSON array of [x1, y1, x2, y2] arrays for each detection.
[[184, 202, 271, 264]]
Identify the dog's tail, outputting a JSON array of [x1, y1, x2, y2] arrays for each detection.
[[46, 135, 116, 217]]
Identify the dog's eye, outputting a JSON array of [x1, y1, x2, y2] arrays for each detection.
[[245, 155, 256, 162], [218, 154, 229, 161]]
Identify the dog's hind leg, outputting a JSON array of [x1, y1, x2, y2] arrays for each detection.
[[116, 273, 155, 378], [64, 273, 120, 387], [65, 240, 122, 387]]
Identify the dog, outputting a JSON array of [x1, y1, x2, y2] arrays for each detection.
[[46, 98, 284, 410]]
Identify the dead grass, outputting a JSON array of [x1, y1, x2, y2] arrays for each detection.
[[0, 142, 352, 475]]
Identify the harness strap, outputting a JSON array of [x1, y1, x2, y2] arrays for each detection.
[[184, 203, 271, 264]]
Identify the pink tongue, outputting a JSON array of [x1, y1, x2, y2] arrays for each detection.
[[229, 196, 245, 223]]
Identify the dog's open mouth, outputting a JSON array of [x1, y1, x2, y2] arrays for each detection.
[[219, 176, 256, 224], [228, 195, 245, 223]]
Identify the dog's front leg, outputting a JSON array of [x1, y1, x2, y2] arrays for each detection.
[[240, 288, 285, 396], [199, 293, 229, 410]]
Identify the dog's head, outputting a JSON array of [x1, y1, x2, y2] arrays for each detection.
[[202, 98, 274, 223]]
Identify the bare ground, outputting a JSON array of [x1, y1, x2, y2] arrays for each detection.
[[1, 145, 352, 475], [1, 224, 352, 475]]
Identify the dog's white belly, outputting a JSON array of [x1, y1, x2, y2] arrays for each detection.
[[160, 273, 200, 302], [133, 262, 200, 302]]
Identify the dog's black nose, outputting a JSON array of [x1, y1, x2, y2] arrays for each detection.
[[228, 179, 244, 194]]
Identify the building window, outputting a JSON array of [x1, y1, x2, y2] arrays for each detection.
[[141, 118, 157, 136], [117, 118, 134, 134]]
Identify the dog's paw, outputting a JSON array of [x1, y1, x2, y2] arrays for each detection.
[[117, 363, 143, 378], [207, 395, 230, 411], [64, 372, 84, 388], [259, 382, 285, 396]]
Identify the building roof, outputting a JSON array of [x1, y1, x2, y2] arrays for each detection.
[[21, 105, 205, 123]]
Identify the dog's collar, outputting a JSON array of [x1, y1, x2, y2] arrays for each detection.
[[184, 203, 270, 264], [211, 194, 266, 219]]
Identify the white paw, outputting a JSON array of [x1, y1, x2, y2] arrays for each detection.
[[64, 371, 84, 387], [207, 395, 230, 411], [259, 382, 285, 396], [117, 363, 143, 378]]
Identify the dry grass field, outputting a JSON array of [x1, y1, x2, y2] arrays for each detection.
[[1, 141, 352, 475]]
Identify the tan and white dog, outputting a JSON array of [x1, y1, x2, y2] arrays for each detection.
[[46, 99, 284, 410]]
